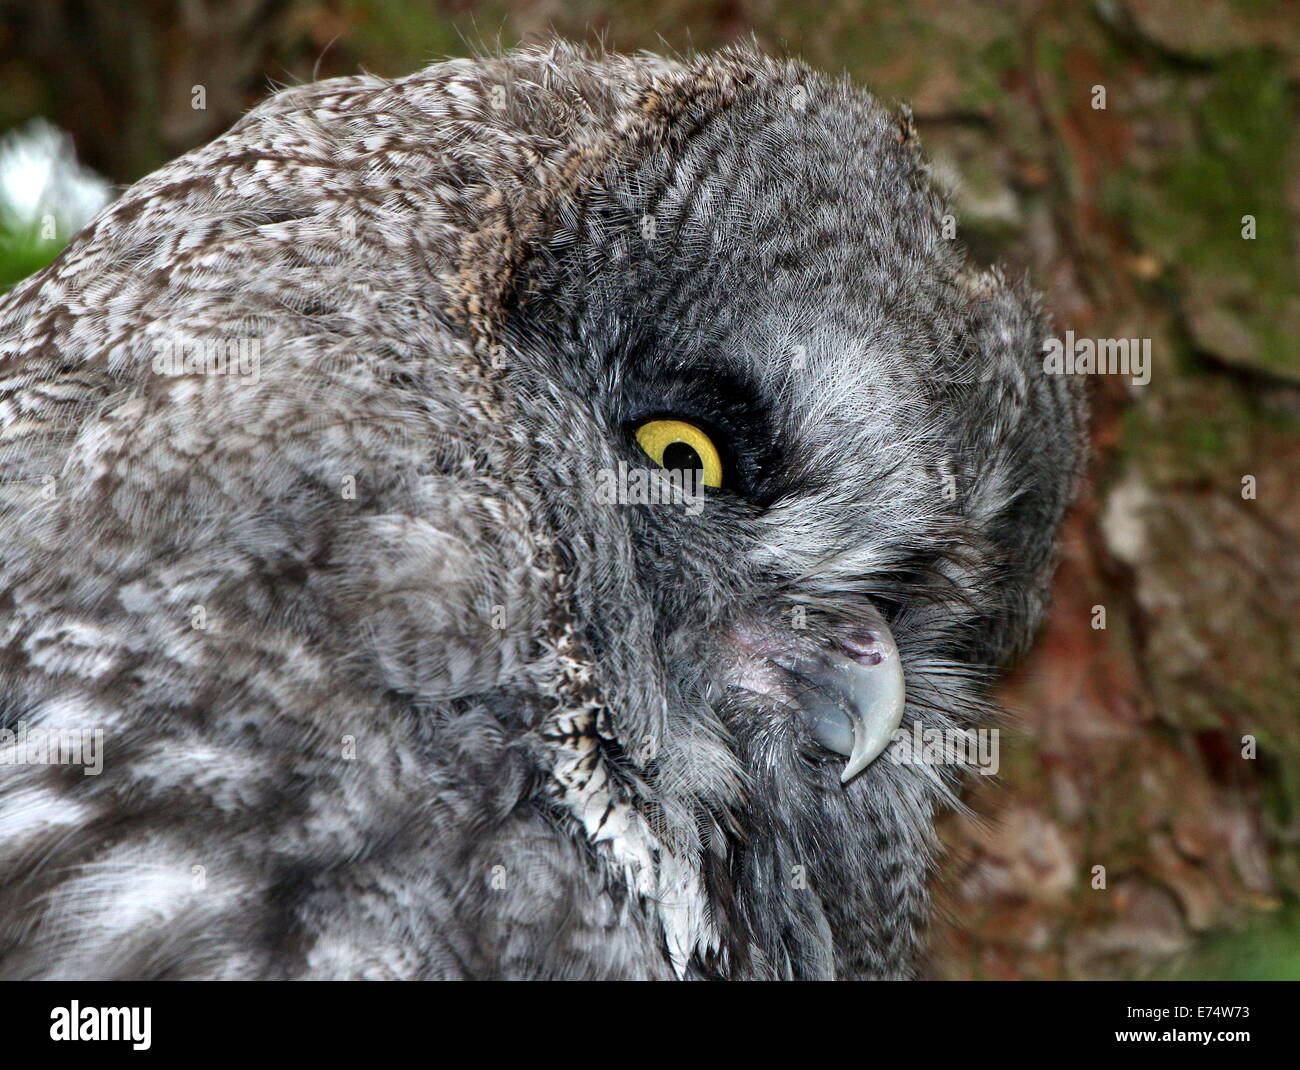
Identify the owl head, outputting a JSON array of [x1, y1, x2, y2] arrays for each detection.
[[481, 44, 1086, 974]]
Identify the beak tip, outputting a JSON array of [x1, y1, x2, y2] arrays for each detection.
[[840, 740, 885, 784]]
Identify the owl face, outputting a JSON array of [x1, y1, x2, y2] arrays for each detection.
[[490, 58, 1083, 971], [503, 67, 1071, 771]]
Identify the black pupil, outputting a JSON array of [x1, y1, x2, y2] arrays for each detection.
[[661, 441, 703, 472]]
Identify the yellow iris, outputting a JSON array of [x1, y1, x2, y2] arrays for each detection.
[[634, 418, 724, 488]]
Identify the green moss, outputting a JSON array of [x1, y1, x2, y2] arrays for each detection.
[[966, 34, 1020, 108], [1118, 382, 1248, 481], [1108, 51, 1296, 378], [341, 0, 483, 75], [1160, 904, 1300, 980]]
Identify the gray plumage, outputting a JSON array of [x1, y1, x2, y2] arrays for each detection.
[[0, 42, 1084, 979]]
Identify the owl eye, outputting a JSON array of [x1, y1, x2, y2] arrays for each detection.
[[634, 418, 724, 488]]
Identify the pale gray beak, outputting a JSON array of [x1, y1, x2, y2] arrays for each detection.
[[784, 620, 906, 783]]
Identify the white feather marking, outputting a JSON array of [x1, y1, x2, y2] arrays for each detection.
[[538, 621, 720, 977], [0, 783, 90, 844]]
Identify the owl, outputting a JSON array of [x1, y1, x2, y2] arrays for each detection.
[[0, 42, 1084, 980]]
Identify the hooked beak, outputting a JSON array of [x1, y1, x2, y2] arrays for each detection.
[[784, 626, 907, 782], [731, 607, 907, 784]]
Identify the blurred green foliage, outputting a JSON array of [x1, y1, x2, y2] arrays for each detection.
[[0, 223, 62, 290]]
